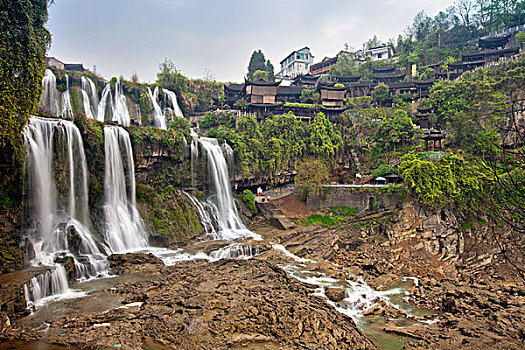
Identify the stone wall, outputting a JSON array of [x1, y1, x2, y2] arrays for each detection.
[[306, 186, 403, 212]]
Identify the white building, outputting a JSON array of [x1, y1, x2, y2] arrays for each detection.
[[277, 47, 314, 79], [365, 46, 394, 62]]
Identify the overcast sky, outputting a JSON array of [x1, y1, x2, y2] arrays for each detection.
[[46, 0, 456, 83]]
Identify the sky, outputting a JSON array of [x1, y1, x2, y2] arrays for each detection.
[[46, 0, 456, 83]]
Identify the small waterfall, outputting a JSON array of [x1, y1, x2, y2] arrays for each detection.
[[198, 136, 260, 241], [183, 192, 216, 235], [81, 76, 98, 119], [104, 126, 148, 252], [190, 136, 199, 190], [23, 117, 110, 309], [41, 69, 61, 116], [97, 84, 113, 123], [96, 80, 130, 126], [209, 245, 259, 261], [147, 87, 167, 130], [112, 80, 131, 126], [163, 89, 184, 118], [61, 74, 74, 119], [24, 266, 70, 309]]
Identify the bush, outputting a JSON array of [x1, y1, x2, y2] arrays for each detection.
[[241, 189, 257, 215]]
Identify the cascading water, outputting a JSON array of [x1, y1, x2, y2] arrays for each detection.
[[163, 89, 184, 118], [183, 192, 216, 235], [147, 87, 167, 130], [112, 80, 131, 126], [61, 74, 74, 119], [198, 136, 260, 241], [23, 117, 110, 309], [81, 76, 98, 119], [97, 84, 112, 123], [104, 126, 148, 252], [41, 69, 61, 116], [96, 80, 130, 126]]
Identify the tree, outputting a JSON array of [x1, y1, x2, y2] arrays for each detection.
[[252, 70, 269, 81], [330, 52, 359, 77], [364, 35, 382, 50], [247, 50, 275, 81], [307, 113, 343, 161], [374, 83, 390, 105], [156, 58, 189, 94], [457, 0, 477, 28], [234, 98, 248, 112], [411, 11, 434, 40], [0, 0, 51, 207], [295, 159, 329, 198]]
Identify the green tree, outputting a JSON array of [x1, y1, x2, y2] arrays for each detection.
[[307, 113, 343, 161], [252, 70, 269, 81], [247, 50, 275, 81], [374, 83, 390, 105], [0, 0, 51, 207], [375, 109, 415, 151], [295, 159, 329, 198], [330, 52, 359, 77], [156, 58, 189, 94]]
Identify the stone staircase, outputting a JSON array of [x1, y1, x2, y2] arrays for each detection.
[[257, 201, 296, 230]]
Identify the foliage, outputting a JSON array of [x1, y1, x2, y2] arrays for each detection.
[[0, 0, 51, 208], [247, 50, 275, 81], [295, 159, 329, 197], [241, 190, 257, 215], [399, 151, 490, 209], [200, 111, 236, 129], [371, 162, 396, 178], [300, 89, 317, 103], [301, 206, 358, 227], [252, 70, 269, 81], [234, 98, 248, 111], [374, 83, 389, 104], [307, 113, 343, 161], [374, 109, 415, 151]]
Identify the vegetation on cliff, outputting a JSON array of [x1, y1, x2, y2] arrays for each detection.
[[0, 0, 51, 208], [202, 111, 342, 182]]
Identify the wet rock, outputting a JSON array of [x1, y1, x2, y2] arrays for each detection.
[[108, 253, 164, 275], [325, 287, 346, 302], [0, 312, 10, 334], [14, 259, 376, 350]]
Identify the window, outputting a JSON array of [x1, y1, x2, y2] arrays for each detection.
[[377, 53, 382, 59]]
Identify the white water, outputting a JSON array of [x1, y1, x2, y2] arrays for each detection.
[[103, 126, 148, 252], [41, 69, 61, 116], [61, 74, 74, 119], [163, 88, 184, 118], [199, 136, 260, 241], [96, 80, 131, 126], [23, 117, 110, 309], [183, 192, 216, 235], [81, 76, 98, 119], [209, 245, 259, 261], [147, 87, 167, 130], [97, 84, 112, 123]]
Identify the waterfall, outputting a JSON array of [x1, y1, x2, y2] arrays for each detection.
[[163, 89, 184, 118], [103, 126, 148, 252], [81, 76, 98, 119], [61, 74, 74, 119], [183, 192, 216, 235], [147, 87, 167, 130], [23, 117, 110, 309], [96, 81, 130, 126], [41, 69, 61, 116], [198, 136, 260, 241], [97, 84, 112, 123], [112, 80, 131, 126]]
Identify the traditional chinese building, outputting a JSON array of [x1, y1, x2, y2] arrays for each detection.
[[291, 74, 320, 89], [420, 128, 446, 151], [309, 56, 338, 75], [318, 84, 346, 108], [224, 83, 243, 107], [276, 86, 303, 104]]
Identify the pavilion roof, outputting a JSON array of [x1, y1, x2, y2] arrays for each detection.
[[244, 78, 281, 87]]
